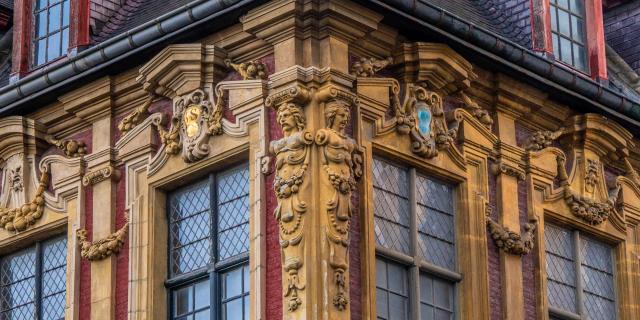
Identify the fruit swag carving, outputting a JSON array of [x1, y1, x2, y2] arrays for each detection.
[[316, 99, 363, 310], [77, 215, 129, 261], [523, 127, 564, 152], [0, 167, 48, 232], [350, 57, 393, 77], [486, 211, 538, 256], [392, 84, 459, 158], [156, 88, 224, 162], [225, 59, 268, 80], [270, 102, 312, 312], [118, 93, 155, 134], [45, 134, 87, 158], [557, 155, 619, 225]]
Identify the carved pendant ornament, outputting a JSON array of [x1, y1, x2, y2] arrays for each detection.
[[270, 102, 312, 312], [393, 84, 458, 158], [77, 215, 129, 261], [0, 167, 48, 232], [316, 99, 363, 310], [486, 211, 538, 256], [157, 88, 224, 162]]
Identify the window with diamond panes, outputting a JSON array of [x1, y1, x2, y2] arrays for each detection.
[[373, 158, 459, 319], [34, 0, 70, 66], [550, 0, 588, 72], [167, 164, 250, 320], [545, 224, 617, 320], [0, 235, 67, 320]]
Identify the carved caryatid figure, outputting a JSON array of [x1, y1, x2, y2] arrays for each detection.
[[316, 100, 363, 311], [270, 103, 313, 312]]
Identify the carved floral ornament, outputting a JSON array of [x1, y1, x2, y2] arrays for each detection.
[[486, 207, 538, 256], [77, 214, 129, 261], [392, 83, 460, 158], [350, 56, 393, 77], [225, 59, 268, 80], [0, 167, 48, 232], [44, 134, 87, 158]]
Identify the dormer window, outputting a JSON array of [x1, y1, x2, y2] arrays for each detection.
[[34, 0, 70, 66], [550, 0, 589, 72]]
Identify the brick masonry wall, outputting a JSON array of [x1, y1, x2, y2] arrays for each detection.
[[519, 180, 537, 320], [79, 186, 92, 320], [487, 159, 503, 320], [266, 106, 283, 319], [605, 1, 640, 72], [115, 166, 128, 320]]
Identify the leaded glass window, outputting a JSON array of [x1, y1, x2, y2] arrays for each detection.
[[34, 0, 70, 66], [545, 224, 617, 320], [0, 236, 67, 320], [373, 158, 459, 319], [167, 164, 250, 320], [550, 0, 588, 72]]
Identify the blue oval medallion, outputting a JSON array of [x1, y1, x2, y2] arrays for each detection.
[[417, 106, 432, 136]]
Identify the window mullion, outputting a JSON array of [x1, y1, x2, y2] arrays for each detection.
[[408, 168, 420, 320], [573, 230, 585, 317], [35, 242, 43, 320]]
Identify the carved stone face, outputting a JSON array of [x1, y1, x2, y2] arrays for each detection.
[[326, 102, 350, 133], [277, 104, 305, 136]]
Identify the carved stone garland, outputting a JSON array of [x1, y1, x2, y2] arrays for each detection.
[[393, 84, 458, 158], [316, 99, 363, 310], [557, 155, 617, 225], [157, 88, 224, 162], [350, 57, 393, 77], [77, 215, 129, 261], [0, 167, 48, 232], [458, 91, 493, 129], [270, 102, 312, 312], [524, 127, 564, 152], [118, 93, 155, 134], [45, 134, 87, 157], [486, 212, 538, 256], [225, 59, 268, 80]]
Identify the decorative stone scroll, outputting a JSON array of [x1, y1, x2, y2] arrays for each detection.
[[393, 84, 459, 158], [77, 215, 129, 261], [45, 134, 87, 158], [157, 88, 225, 162], [225, 59, 268, 80], [316, 99, 363, 310], [350, 57, 393, 77], [118, 94, 155, 134], [486, 214, 538, 255], [523, 127, 564, 151], [82, 166, 120, 186], [557, 155, 617, 225], [0, 167, 48, 232], [269, 101, 312, 312]]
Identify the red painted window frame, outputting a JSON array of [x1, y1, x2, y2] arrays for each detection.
[[530, 0, 607, 80], [11, 0, 90, 80]]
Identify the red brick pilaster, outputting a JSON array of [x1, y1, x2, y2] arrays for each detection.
[[10, 0, 33, 80]]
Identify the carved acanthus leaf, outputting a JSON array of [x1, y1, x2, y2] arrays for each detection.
[[0, 168, 48, 232], [82, 166, 120, 186], [393, 84, 458, 158], [524, 128, 564, 151], [458, 91, 493, 129], [45, 135, 87, 158], [486, 215, 538, 255], [77, 215, 129, 261], [118, 94, 155, 134], [225, 59, 268, 80], [350, 57, 393, 77]]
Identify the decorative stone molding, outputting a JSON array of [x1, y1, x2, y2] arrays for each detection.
[[8, 166, 23, 192], [350, 56, 393, 77], [45, 134, 87, 157], [585, 159, 600, 193], [82, 166, 120, 186], [225, 59, 268, 80], [523, 128, 564, 151], [624, 157, 640, 186], [491, 160, 526, 181], [269, 102, 312, 312], [486, 213, 538, 256], [392, 83, 459, 158], [118, 94, 155, 134], [458, 91, 493, 129], [77, 215, 129, 261], [0, 167, 48, 232]]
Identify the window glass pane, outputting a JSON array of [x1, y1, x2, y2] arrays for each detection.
[[36, 0, 48, 10], [573, 43, 587, 72], [560, 37, 573, 65], [557, 0, 568, 9], [174, 286, 193, 316], [552, 34, 559, 58], [569, 0, 584, 15], [217, 165, 250, 261], [61, 28, 69, 54], [223, 267, 243, 299], [48, 5, 61, 32], [557, 10, 570, 37], [223, 298, 242, 320], [580, 237, 615, 320], [376, 258, 408, 320], [194, 281, 210, 310], [545, 224, 578, 313], [47, 32, 61, 61], [373, 159, 411, 254], [62, 1, 70, 27], [416, 176, 455, 270], [0, 247, 36, 320], [37, 11, 47, 37], [571, 16, 585, 44], [550, 8, 558, 32]]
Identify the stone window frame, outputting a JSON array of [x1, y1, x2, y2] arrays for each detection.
[[372, 156, 462, 319]]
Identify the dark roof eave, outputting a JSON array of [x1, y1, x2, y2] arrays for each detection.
[[0, 0, 259, 115], [371, 0, 640, 130]]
